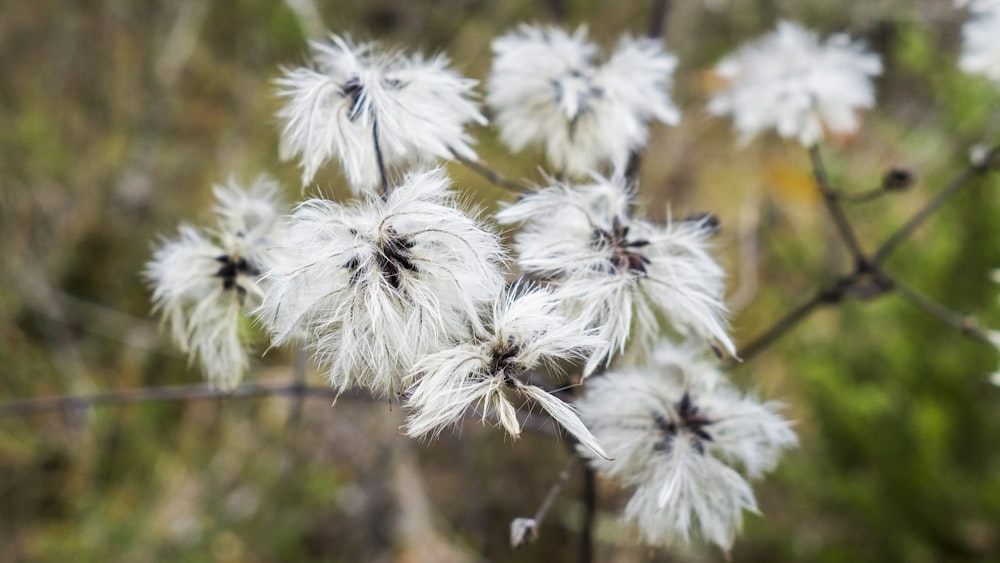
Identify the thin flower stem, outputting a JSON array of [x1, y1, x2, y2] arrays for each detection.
[[727, 287, 832, 367], [647, 0, 673, 38], [892, 281, 994, 344], [286, 346, 309, 434], [372, 115, 390, 197], [579, 464, 596, 563], [452, 151, 529, 193], [533, 455, 583, 526], [872, 147, 999, 265], [0, 380, 562, 436], [834, 186, 889, 204], [809, 145, 867, 265], [0, 382, 344, 417]]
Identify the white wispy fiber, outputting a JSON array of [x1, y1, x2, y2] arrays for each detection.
[[578, 341, 797, 550], [404, 286, 608, 459], [258, 168, 505, 397], [496, 176, 733, 373], [487, 24, 679, 177], [276, 35, 486, 192], [146, 176, 285, 390], [708, 21, 882, 146], [960, 3, 1000, 82]]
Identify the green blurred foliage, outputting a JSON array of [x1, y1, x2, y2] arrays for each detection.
[[1, 1, 1000, 562]]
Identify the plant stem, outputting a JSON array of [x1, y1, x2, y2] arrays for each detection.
[[579, 464, 596, 563], [372, 115, 389, 197], [452, 151, 529, 193]]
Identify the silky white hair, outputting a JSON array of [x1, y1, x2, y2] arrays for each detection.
[[708, 21, 882, 146], [487, 25, 679, 177], [578, 340, 797, 549], [146, 176, 285, 390], [404, 285, 608, 459], [497, 176, 734, 372], [277, 35, 486, 192], [257, 168, 505, 397]]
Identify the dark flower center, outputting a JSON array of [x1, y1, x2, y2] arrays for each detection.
[[652, 392, 715, 455], [591, 215, 651, 275], [489, 335, 523, 388], [342, 77, 366, 121], [342, 75, 405, 122], [345, 227, 418, 290], [553, 69, 604, 133], [214, 254, 258, 302]]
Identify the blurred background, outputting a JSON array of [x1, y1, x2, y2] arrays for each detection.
[[3, 0, 1000, 561]]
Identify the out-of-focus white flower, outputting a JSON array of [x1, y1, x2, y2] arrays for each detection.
[[708, 21, 882, 146], [958, 0, 1000, 12], [146, 176, 285, 390], [578, 341, 797, 550], [496, 176, 733, 372], [258, 168, 505, 397], [960, 3, 1000, 82], [277, 35, 486, 192], [404, 285, 607, 458], [487, 25, 679, 177]]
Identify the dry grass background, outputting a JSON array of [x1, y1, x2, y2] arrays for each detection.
[[3, 1, 1000, 561]]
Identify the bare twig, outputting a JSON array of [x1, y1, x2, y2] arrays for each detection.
[[834, 186, 889, 204], [647, 0, 673, 38], [287, 346, 309, 430], [452, 151, 529, 193], [809, 145, 867, 265], [511, 455, 583, 548], [873, 146, 1000, 265], [282, 346, 310, 470], [0, 382, 344, 417], [892, 281, 994, 344], [0, 379, 561, 437], [579, 464, 596, 563], [728, 286, 833, 367]]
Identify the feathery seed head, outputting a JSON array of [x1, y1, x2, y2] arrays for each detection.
[[497, 176, 734, 371], [578, 341, 797, 549], [257, 168, 505, 397], [708, 21, 882, 146], [404, 285, 608, 458], [487, 25, 679, 177], [277, 35, 485, 192], [146, 176, 285, 390]]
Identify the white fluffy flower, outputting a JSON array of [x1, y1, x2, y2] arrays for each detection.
[[146, 176, 285, 390], [487, 25, 679, 177], [404, 286, 608, 458], [496, 176, 733, 372], [578, 341, 797, 550], [258, 168, 505, 397], [708, 21, 882, 146], [958, 0, 1000, 12], [960, 3, 1000, 82], [277, 35, 486, 192]]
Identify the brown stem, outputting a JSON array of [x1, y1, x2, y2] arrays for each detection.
[[873, 145, 1000, 266], [728, 285, 835, 367], [0, 382, 344, 417], [535, 456, 582, 523], [579, 464, 596, 563], [0, 380, 562, 437], [891, 281, 994, 344], [372, 115, 389, 197], [809, 145, 867, 266], [452, 151, 529, 193], [647, 0, 672, 38]]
